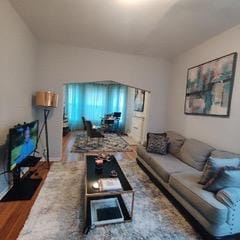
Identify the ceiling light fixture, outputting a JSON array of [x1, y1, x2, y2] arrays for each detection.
[[119, 0, 147, 5]]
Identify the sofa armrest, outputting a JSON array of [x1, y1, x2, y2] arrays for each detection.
[[216, 187, 240, 232], [216, 187, 240, 208]]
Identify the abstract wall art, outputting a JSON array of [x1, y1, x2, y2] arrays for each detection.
[[184, 52, 237, 117]]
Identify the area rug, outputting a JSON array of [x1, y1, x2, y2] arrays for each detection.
[[71, 133, 133, 153], [18, 158, 201, 240], [121, 135, 138, 145]]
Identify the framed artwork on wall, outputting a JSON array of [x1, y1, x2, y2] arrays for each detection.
[[134, 89, 145, 112], [184, 52, 237, 117]]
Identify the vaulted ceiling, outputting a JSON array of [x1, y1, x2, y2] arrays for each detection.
[[10, 0, 240, 59]]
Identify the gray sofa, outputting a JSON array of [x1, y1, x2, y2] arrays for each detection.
[[136, 131, 240, 238]]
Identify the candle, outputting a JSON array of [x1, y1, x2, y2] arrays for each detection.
[[93, 182, 99, 189], [95, 159, 103, 166]]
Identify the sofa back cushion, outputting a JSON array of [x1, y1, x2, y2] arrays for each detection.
[[179, 139, 215, 171], [166, 131, 185, 158], [211, 150, 240, 159]]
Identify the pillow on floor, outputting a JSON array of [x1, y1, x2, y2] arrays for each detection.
[[199, 157, 240, 185], [146, 133, 169, 155], [203, 166, 240, 193]]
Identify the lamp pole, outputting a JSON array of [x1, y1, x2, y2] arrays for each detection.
[[35, 91, 58, 169], [44, 109, 50, 168]]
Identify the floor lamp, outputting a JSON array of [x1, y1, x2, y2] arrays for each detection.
[[35, 91, 58, 168]]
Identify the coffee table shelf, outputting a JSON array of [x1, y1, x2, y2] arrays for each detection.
[[86, 195, 132, 227]]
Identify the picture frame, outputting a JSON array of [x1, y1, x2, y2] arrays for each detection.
[[134, 89, 145, 112], [184, 52, 237, 117]]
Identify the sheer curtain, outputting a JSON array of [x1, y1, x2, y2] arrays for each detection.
[[107, 84, 128, 129], [64, 83, 128, 131]]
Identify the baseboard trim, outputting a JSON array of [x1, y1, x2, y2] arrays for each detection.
[[40, 157, 61, 162], [50, 157, 61, 161]]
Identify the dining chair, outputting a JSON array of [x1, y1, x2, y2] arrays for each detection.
[[85, 120, 104, 145]]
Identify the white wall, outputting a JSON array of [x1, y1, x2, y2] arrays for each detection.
[[167, 25, 240, 154], [0, 0, 37, 196], [36, 43, 171, 158]]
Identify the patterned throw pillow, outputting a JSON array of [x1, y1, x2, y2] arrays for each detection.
[[203, 166, 240, 193], [199, 157, 240, 185], [146, 132, 166, 147], [146, 133, 169, 155]]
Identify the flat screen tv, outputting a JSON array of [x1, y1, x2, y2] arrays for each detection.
[[8, 120, 38, 171]]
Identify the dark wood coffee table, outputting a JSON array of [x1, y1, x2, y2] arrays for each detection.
[[84, 155, 134, 231]]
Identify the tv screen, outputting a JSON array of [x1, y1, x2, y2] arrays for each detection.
[[9, 121, 38, 171]]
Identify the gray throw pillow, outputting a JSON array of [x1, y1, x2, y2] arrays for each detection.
[[199, 157, 240, 185], [166, 131, 185, 158], [146, 133, 169, 155], [203, 166, 240, 193]]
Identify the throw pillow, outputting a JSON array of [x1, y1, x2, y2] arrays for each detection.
[[203, 166, 240, 193], [146, 132, 166, 147], [146, 133, 169, 155], [199, 157, 240, 185], [166, 131, 185, 158]]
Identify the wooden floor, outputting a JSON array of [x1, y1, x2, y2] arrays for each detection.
[[0, 132, 137, 240], [0, 163, 50, 240]]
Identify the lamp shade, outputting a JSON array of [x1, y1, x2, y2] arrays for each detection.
[[35, 91, 58, 108]]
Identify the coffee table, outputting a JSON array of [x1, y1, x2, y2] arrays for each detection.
[[84, 155, 134, 231]]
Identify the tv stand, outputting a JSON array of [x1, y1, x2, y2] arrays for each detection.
[[21, 156, 41, 167], [0, 178, 42, 202], [0, 156, 42, 202]]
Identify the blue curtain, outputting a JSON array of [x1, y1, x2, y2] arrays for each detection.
[[64, 83, 128, 131]]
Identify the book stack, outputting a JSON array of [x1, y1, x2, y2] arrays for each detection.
[[98, 178, 122, 191]]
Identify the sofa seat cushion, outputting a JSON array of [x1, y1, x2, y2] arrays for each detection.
[[169, 172, 228, 224], [137, 145, 195, 182]]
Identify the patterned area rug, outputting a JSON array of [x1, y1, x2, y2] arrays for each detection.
[[18, 158, 201, 240], [71, 133, 133, 153]]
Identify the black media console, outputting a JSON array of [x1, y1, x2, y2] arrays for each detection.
[[0, 156, 42, 202]]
